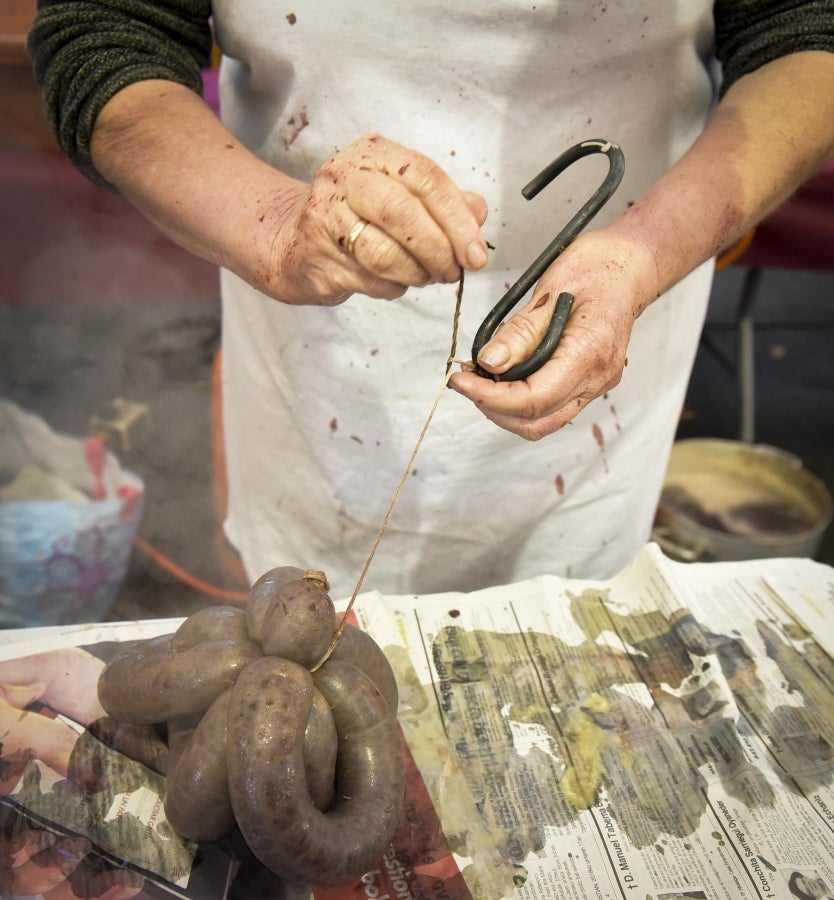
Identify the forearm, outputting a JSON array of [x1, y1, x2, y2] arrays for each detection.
[[28, 0, 212, 186], [610, 51, 834, 307], [91, 79, 489, 304], [90, 79, 307, 282]]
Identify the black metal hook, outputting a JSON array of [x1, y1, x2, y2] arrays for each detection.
[[471, 139, 625, 381]]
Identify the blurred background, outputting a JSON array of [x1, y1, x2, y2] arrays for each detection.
[[2, 1, 832, 626]]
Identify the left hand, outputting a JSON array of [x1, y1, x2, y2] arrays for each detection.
[[448, 227, 658, 440]]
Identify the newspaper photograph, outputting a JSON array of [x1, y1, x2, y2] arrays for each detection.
[[1, 543, 833, 899]]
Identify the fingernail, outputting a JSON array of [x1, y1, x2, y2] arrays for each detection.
[[479, 342, 509, 368], [467, 239, 488, 268]]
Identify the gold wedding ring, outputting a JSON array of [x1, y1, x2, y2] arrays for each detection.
[[346, 218, 369, 257]]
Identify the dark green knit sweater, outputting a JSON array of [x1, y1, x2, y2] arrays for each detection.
[[27, 0, 834, 187], [28, 0, 212, 186]]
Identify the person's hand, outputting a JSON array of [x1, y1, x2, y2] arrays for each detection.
[[252, 133, 489, 305], [90, 84, 489, 307], [449, 227, 658, 439], [0, 647, 106, 725]]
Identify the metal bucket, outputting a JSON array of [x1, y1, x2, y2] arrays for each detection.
[[653, 439, 833, 563]]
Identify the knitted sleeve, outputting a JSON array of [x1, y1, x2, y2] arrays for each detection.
[[27, 0, 213, 187], [714, 0, 834, 95]]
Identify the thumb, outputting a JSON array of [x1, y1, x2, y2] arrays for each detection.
[[476, 290, 557, 374]]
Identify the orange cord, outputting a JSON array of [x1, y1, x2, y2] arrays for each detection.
[[715, 228, 756, 271], [91, 427, 249, 604], [132, 534, 248, 604]]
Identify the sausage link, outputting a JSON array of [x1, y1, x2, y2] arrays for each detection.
[[304, 691, 338, 811], [246, 565, 306, 644], [260, 576, 335, 666], [87, 716, 169, 775], [98, 633, 262, 724], [227, 657, 404, 887], [164, 689, 235, 842], [330, 621, 399, 715], [171, 605, 249, 649], [165, 712, 203, 774]]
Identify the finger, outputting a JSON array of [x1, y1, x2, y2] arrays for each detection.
[[392, 157, 489, 271], [448, 371, 553, 422], [334, 267, 411, 303], [474, 290, 557, 374], [347, 176, 463, 283], [294, 232, 412, 304], [462, 190, 489, 227], [301, 268, 408, 305], [341, 139, 488, 279], [449, 357, 585, 421], [449, 371, 592, 440], [343, 219, 431, 287], [477, 396, 592, 440]]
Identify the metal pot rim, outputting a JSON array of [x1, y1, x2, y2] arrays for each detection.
[[656, 439, 833, 559]]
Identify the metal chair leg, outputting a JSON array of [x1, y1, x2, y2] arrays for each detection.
[[737, 268, 762, 444]]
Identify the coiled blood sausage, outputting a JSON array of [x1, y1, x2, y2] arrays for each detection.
[[228, 656, 403, 886], [96, 567, 404, 889]]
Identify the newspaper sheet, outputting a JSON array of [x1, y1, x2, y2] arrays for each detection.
[[1, 543, 833, 900]]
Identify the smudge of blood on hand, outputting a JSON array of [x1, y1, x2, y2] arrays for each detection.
[[398, 164, 410, 176], [533, 291, 550, 311], [555, 474, 565, 495]]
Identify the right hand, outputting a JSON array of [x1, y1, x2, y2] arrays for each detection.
[[91, 84, 487, 307], [252, 133, 489, 305]]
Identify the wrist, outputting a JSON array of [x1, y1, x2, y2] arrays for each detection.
[[588, 220, 664, 319], [90, 80, 308, 295]]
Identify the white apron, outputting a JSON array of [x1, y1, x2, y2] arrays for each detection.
[[211, 0, 717, 600]]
